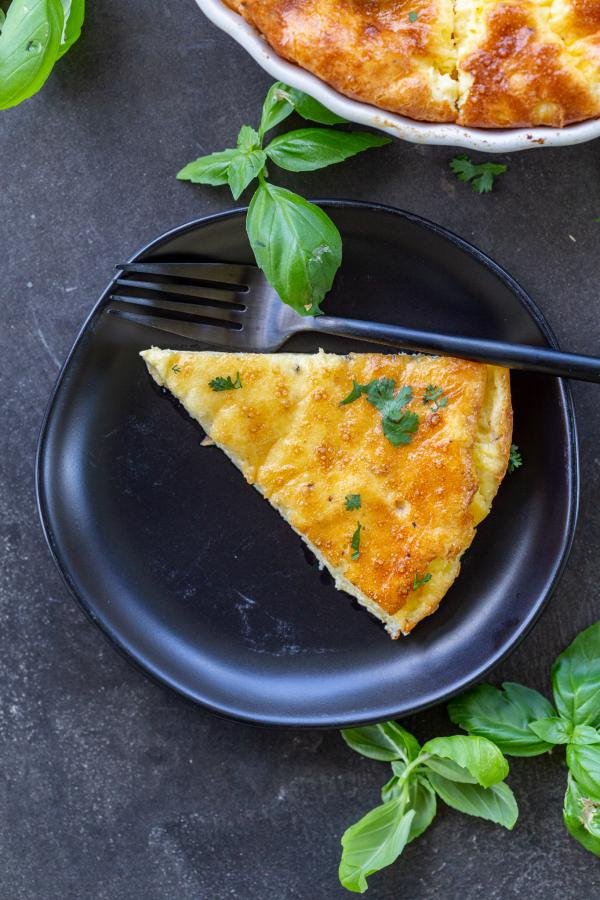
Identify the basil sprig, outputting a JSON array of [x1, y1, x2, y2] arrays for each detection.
[[339, 726, 516, 892], [177, 82, 390, 316], [0, 0, 84, 110], [449, 621, 600, 858], [338, 622, 600, 892]]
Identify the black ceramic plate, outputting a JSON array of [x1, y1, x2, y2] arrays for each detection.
[[37, 201, 579, 728]]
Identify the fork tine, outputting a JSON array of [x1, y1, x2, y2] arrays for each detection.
[[107, 308, 240, 349], [109, 295, 244, 326], [114, 277, 246, 307], [117, 261, 253, 286]]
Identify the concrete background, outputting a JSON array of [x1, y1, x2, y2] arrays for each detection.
[[1, 1, 599, 897]]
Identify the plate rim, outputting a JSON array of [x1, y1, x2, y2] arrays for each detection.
[[194, 0, 600, 153], [35, 200, 580, 728]]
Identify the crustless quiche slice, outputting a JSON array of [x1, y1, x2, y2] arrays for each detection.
[[141, 348, 512, 637], [224, 0, 600, 127]]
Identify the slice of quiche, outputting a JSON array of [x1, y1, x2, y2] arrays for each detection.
[[141, 348, 512, 637]]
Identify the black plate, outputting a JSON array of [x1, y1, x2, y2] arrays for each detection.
[[36, 201, 579, 728]]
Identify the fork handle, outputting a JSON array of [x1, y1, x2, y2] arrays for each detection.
[[312, 316, 600, 383]]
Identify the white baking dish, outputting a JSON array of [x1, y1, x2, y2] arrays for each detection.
[[195, 0, 600, 153]]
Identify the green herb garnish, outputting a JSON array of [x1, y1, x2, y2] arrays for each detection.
[[0, 0, 84, 111], [423, 385, 448, 412], [449, 621, 600, 860], [172, 364, 181, 373], [339, 725, 516, 893], [408, 10, 419, 21], [337, 622, 600, 891], [341, 378, 419, 447], [177, 82, 391, 316], [381, 412, 419, 446], [345, 494, 362, 511], [412, 571, 432, 590], [350, 521, 363, 560], [208, 372, 242, 391], [340, 380, 367, 405], [450, 155, 508, 194], [508, 444, 522, 473]]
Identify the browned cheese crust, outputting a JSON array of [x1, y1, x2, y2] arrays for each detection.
[[226, 0, 458, 121], [456, 0, 600, 127], [223, 0, 600, 126], [141, 349, 512, 636]]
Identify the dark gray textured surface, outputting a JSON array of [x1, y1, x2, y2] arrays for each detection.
[[1, 1, 599, 897]]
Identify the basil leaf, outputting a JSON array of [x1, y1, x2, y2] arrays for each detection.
[[246, 183, 341, 315], [258, 81, 295, 136], [566, 744, 600, 800], [227, 149, 266, 200], [380, 774, 401, 803], [571, 725, 600, 746], [57, 0, 84, 58], [223, 126, 266, 199], [379, 770, 436, 838], [422, 735, 509, 788], [448, 682, 555, 756], [529, 717, 572, 745], [266, 128, 391, 172], [177, 148, 239, 186], [339, 797, 415, 893], [502, 681, 557, 718], [342, 722, 421, 763], [406, 777, 437, 843], [552, 621, 600, 726], [422, 756, 477, 784], [563, 774, 600, 857], [0, 0, 64, 110], [177, 127, 264, 197], [426, 773, 518, 829], [286, 86, 349, 125], [260, 82, 347, 133], [237, 124, 261, 152]]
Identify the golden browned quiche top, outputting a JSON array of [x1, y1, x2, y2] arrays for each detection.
[[224, 0, 600, 126], [141, 348, 512, 637]]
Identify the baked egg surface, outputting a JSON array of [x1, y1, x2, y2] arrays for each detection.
[[142, 348, 512, 636], [224, 0, 600, 126]]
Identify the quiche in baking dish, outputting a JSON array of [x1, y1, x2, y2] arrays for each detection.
[[223, 0, 600, 127], [141, 348, 512, 636]]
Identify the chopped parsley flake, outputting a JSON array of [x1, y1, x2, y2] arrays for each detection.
[[351, 521, 363, 560], [450, 155, 508, 194], [423, 384, 449, 412], [382, 412, 419, 446], [413, 571, 432, 590], [208, 372, 243, 391], [408, 10, 418, 21], [345, 494, 361, 511], [340, 377, 420, 446], [508, 444, 523, 474], [340, 380, 366, 406], [172, 364, 181, 373]]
